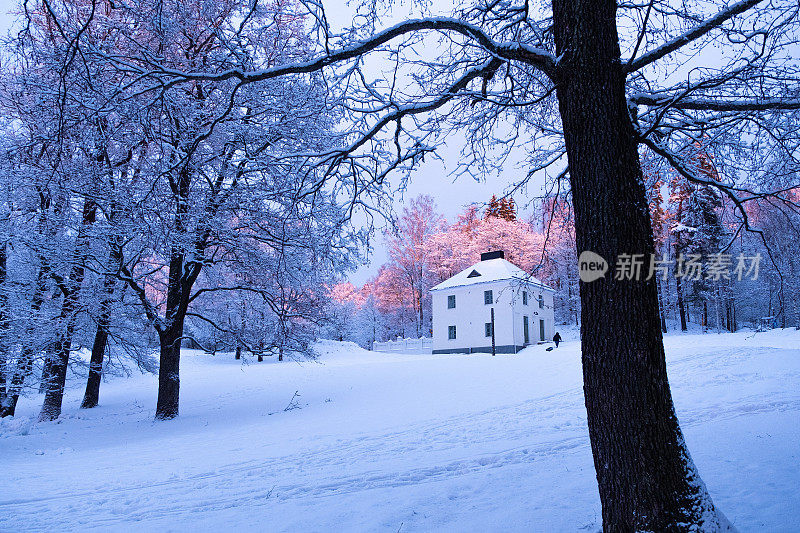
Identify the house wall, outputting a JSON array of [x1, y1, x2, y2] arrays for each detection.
[[432, 281, 555, 354], [509, 283, 556, 346]]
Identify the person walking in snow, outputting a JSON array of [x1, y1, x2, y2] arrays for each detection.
[[553, 332, 562, 348]]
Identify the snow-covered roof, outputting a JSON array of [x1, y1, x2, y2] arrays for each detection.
[[430, 258, 554, 292]]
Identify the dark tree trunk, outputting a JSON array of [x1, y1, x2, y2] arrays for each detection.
[[0, 258, 49, 417], [703, 300, 708, 329], [1, 363, 28, 418], [82, 130, 123, 410], [39, 356, 52, 394], [3, 191, 59, 417], [80, 260, 117, 409], [0, 240, 10, 413], [675, 274, 688, 331], [80, 309, 111, 409], [727, 301, 731, 332], [0, 242, 6, 331], [552, 0, 725, 529], [156, 322, 183, 420], [779, 285, 786, 328], [155, 245, 195, 420], [39, 328, 77, 421], [723, 297, 729, 331], [40, 200, 96, 421], [729, 297, 737, 332], [154, 162, 203, 420], [0, 363, 26, 418]]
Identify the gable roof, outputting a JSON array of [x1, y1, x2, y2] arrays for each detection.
[[430, 258, 554, 292]]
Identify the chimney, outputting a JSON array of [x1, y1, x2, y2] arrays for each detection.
[[480, 250, 505, 261]]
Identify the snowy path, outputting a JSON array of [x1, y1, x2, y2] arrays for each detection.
[[2, 331, 800, 531]]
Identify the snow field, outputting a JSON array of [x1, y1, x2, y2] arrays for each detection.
[[2, 331, 799, 531]]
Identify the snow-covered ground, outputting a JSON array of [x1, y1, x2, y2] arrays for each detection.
[[2, 330, 799, 532]]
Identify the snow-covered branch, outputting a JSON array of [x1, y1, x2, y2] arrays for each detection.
[[631, 94, 800, 111], [625, 0, 766, 72]]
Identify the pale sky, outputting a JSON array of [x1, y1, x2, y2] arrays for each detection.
[[348, 137, 544, 285], [0, 2, 17, 35]]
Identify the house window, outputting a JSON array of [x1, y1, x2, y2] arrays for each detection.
[[523, 316, 530, 344], [522, 291, 528, 305], [484, 290, 493, 304], [538, 294, 544, 309], [485, 322, 493, 337], [448, 325, 457, 340], [447, 295, 456, 309]]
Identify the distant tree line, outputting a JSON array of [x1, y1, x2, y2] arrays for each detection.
[[329, 177, 800, 348]]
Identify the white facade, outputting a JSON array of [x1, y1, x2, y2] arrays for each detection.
[[430, 255, 556, 354]]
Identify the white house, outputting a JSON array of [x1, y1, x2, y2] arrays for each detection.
[[430, 251, 556, 354]]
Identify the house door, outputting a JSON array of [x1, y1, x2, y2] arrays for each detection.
[[539, 319, 546, 342], [523, 316, 529, 344]]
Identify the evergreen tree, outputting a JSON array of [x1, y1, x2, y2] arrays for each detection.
[[485, 195, 501, 219], [498, 197, 517, 221], [485, 195, 517, 221], [678, 148, 725, 328]]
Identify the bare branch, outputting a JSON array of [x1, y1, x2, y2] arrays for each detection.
[[136, 18, 557, 89], [631, 94, 800, 111], [625, 0, 766, 73]]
